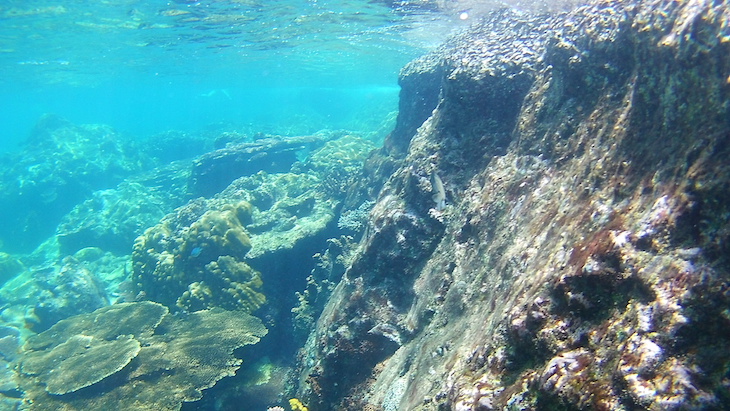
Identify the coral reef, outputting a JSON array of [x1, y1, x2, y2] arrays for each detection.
[[56, 180, 185, 256], [0, 248, 129, 331], [134, 135, 375, 316], [293, 1, 730, 409], [0, 115, 152, 253], [132, 200, 265, 312], [337, 201, 375, 234], [188, 133, 336, 197], [0, 253, 25, 287], [14, 301, 267, 410]]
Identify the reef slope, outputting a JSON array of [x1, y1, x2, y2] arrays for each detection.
[[296, 1, 730, 409]]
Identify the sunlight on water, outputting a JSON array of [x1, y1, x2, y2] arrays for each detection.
[[0, 0, 585, 151]]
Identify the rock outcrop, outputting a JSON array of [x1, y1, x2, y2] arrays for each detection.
[[295, 1, 730, 409]]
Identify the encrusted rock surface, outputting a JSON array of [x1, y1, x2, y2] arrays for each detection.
[[295, 1, 730, 409]]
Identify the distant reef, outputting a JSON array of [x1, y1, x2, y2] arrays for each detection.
[[294, 1, 730, 410]]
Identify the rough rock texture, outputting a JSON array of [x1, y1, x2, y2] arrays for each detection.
[[295, 1, 730, 410]]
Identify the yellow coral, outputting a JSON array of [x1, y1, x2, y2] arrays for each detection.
[[289, 398, 308, 411]]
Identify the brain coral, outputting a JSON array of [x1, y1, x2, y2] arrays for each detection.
[[132, 200, 265, 312]]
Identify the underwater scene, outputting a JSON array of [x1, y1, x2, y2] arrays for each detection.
[[1, 0, 729, 410]]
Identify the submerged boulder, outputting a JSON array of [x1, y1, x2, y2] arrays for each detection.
[[188, 133, 336, 198]]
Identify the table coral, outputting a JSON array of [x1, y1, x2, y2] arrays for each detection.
[[22, 334, 141, 395], [16, 301, 267, 410]]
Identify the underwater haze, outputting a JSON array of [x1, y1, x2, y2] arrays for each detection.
[[0, 0, 447, 150], [0, 0, 583, 150]]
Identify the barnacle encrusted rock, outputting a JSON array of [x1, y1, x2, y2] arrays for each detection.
[[295, 1, 730, 409], [17, 301, 267, 410]]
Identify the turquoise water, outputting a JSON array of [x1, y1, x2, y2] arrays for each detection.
[[0, 0, 456, 150], [0, 0, 581, 150], [0, 1, 590, 409]]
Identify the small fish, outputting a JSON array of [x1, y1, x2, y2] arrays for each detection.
[[190, 246, 203, 258], [431, 172, 446, 211]]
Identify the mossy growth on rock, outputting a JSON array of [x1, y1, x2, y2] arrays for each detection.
[[132, 200, 265, 312], [17, 301, 267, 410]]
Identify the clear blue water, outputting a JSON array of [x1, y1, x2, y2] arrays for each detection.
[[0, 0, 455, 150], [0, 0, 579, 150], [0, 1, 595, 409]]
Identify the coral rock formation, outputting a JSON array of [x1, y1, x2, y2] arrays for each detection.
[[132, 200, 266, 312], [295, 1, 730, 409], [0, 115, 151, 253]]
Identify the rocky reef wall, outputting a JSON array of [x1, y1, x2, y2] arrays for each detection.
[[296, 1, 730, 409]]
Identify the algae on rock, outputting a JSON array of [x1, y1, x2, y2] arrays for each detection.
[[294, 1, 730, 410]]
